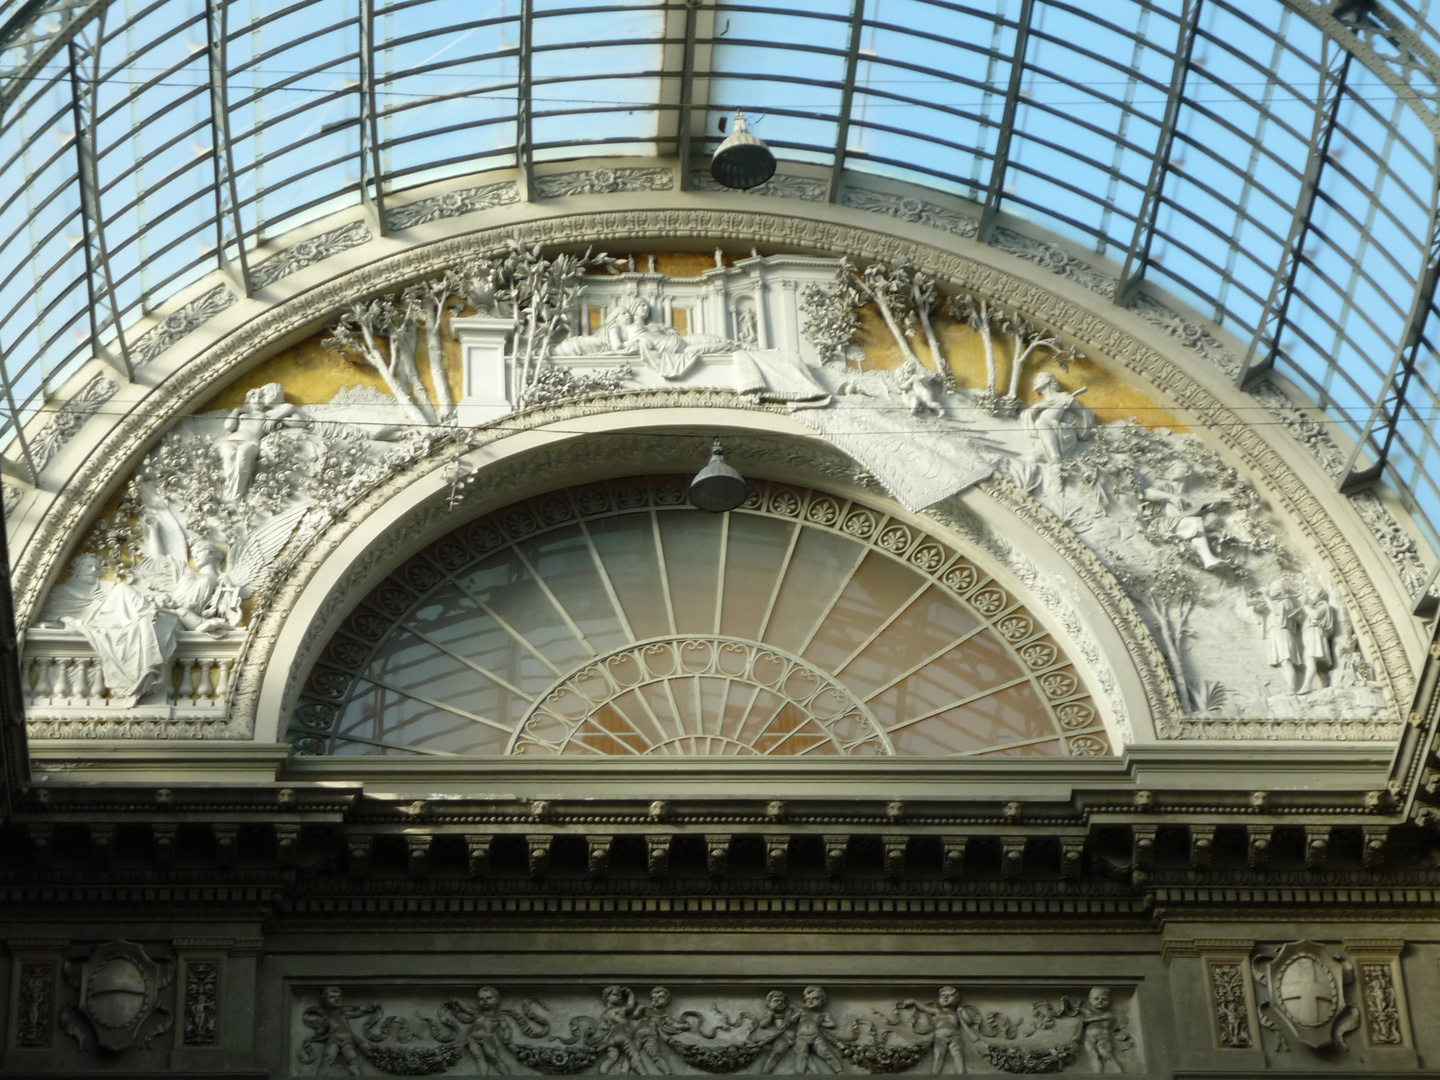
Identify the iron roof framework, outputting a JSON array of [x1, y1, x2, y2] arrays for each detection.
[[3, 0, 1440, 574]]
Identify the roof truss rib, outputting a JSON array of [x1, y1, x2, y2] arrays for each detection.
[[1234, 38, 1351, 390], [517, 0, 535, 200], [1115, 0, 1202, 308], [1338, 172, 1440, 515], [65, 11, 132, 391], [675, 0, 701, 190], [206, 0, 251, 294], [827, 0, 868, 203], [976, 0, 1036, 245], [358, 0, 388, 236]]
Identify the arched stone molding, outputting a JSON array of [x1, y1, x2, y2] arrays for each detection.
[[6, 193, 1420, 731], [248, 397, 1153, 752]]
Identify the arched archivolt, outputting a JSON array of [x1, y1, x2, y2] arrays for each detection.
[[289, 476, 1106, 759]]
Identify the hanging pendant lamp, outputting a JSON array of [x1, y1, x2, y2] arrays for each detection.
[[709, 110, 777, 190], [689, 440, 750, 513]]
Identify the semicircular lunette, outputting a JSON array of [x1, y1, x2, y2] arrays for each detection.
[[288, 476, 1107, 759]]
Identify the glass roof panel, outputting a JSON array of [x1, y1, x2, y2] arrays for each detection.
[[4, 0, 1440, 583]]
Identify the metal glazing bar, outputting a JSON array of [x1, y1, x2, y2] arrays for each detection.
[[675, 0, 700, 191], [976, 0, 1036, 244], [1233, 39, 1351, 389], [65, 15, 132, 382], [359, 0, 388, 235], [206, 0, 251, 294], [1412, 559, 1440, 618], [826, 0, 868, 203], [1339, 169, 1440, 496], [517, 0, 534, 200], [1115, 0, 1202, 307], [0, 0, 110, 113]]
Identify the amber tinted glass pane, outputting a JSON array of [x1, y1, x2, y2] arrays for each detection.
[[888, 681, 1054, 755], [868, 630, 1029, 726], [801, 551, 929, 671], [763, 527, 865, 653], [837, 587, 981, 699]]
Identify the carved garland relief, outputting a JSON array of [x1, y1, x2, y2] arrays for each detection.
[[14, 220, 1411, 744], [292, 983, 1141, 1076]]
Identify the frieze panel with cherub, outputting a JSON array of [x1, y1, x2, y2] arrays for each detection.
[[292, 982, 1141, 1076]]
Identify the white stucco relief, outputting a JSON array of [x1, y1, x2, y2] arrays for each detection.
[[21, 248, 1392, 739]]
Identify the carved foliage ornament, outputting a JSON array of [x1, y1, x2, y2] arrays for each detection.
[[1208, 963, 1251, 1049], [182, 960, 219, 1046], [16, 961, 54, 1047], [59, 939, 173, 1052], [1252, 940, 1358, 1052]]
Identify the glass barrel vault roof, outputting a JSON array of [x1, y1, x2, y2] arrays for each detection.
[[4, 0, 1440, 585]]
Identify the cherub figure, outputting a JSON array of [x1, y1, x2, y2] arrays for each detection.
[[428, 986, 551, 1074], [632, 986, 698, 1074], [791, 986, 845, 1074], [752, 990, 800, 1073], [1079, 987, 1129, 1073], [895, 985, 970, 1073], [597, 985, 645, 1074], [897, 358, 944, 417], [297, 986, 379, 1077]]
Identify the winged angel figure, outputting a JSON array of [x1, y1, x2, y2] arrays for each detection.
[[133, 489, 311, 633]]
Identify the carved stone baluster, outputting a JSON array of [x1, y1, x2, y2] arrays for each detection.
[[52, 658, 73, 705], [164, 658, 180, 705], [184, 658, 202, 706], [25, 655, 45, 704], [65, 657, 87, 702], [214, 659, 234, 701], [84, 656, 105, 705], [194, 659, 215, 704]]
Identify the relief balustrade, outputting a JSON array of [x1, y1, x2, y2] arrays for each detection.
[[22, 629, 241, 719]]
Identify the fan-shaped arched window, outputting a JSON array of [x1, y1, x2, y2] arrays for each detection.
[[289, 478, 1107, 758]]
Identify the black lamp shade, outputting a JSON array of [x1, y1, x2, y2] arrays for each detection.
[[710, 113, 777, 190]]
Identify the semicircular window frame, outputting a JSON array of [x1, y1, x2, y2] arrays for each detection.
[[288, 475, 1109, 760]]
